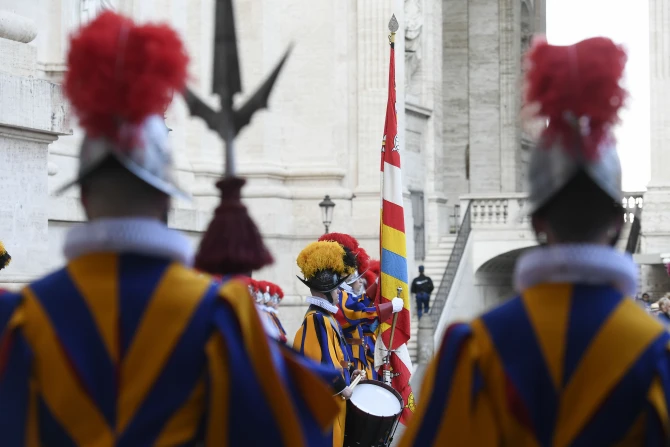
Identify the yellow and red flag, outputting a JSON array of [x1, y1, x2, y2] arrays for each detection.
[[374, 20, 415, 424]]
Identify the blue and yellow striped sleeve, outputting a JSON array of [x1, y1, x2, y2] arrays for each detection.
[[207, 280, 339, 446], [0, 292, 35, 446], [399, 323, 499, 447], [338, 291, 378, 327]]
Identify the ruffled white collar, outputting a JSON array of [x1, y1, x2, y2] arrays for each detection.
[[514, 244, 638, 297], [64, 217, 194, 266], [306, 296, 339, 314]]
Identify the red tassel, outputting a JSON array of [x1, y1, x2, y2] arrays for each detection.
[[525, 37, 627, 160], [195, 177, 273, 276]]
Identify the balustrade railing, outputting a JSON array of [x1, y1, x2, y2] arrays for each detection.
[[431, 202, 471, 330], [432, 192, 645, 332], [457, 192, 644, 229]]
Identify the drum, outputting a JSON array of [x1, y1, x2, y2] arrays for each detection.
[[343, 380, 403, 447]]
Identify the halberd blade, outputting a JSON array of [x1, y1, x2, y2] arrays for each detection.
[[232, 44, 293, 135], [183, 88, 224, 137], [212, 0, 241, 105]]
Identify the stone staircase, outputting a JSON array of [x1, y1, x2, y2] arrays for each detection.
[[407, 235, 457, 364]]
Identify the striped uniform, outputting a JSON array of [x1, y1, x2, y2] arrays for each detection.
[[401, 283, 670, 446], [336, 290, 378, 380], [360, 294, 378, 380], [295, 305, 354, 447], [0, 253, 338, 446]]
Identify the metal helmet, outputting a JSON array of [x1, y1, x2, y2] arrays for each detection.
[[56, 115, 189, 200], [526, 134, 623, 215], [296, 241, 355, 294]]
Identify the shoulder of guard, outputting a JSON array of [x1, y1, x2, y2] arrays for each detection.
[[0, 288, 27, 334]]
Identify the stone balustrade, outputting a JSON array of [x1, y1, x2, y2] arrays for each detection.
[[0, 11, 37, 43], [459, 191, 644, 229]]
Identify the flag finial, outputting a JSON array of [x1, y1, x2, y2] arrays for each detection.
[[388, 14, 399, 33]]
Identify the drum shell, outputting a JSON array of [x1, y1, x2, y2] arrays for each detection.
[[343, 381, 402, 447]]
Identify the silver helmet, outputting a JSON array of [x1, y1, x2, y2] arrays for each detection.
[[526, 133, 623, 215]]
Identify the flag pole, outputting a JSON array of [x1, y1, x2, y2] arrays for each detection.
[[380, 14, 399, 388]]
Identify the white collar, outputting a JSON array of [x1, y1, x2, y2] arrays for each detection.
[[306, 296, 339, 314], [340, 283, 364, 297], [514, 244, 638, 297], [266, 307, 278, 314], [64, 217, 194, 266]]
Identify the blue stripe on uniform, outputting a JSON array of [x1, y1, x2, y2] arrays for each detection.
[[31, 269, 117, 428], [482, 296, 557, 446], [0, 331, 32, 445], [563, 285, 623, 386], [213, 298, 284, 446], [571, 334, 668, 446], [412, 323, 472, 446], [118, 254, 171, 357], [38, 396, 77, 446], [118, 281, 219, 445]]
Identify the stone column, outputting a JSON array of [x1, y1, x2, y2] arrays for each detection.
[[499, 0, 521, 192], [0, 11, 70, 289], [643, 0, 670, 259]]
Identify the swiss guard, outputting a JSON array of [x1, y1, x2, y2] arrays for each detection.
[[0, 11, 337, 446], [401, 37, 670, 446], [319, 233, 402, 380], [294, 240, 366, 447]]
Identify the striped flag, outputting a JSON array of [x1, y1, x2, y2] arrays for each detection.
[[374, 24, 415, 425]]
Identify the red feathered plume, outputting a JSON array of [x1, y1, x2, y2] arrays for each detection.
[[355, 247, 370, 274], [369, 259, 381, 277], [275, 285, 284, 300], [362, 270, 376, 288], [65, 11, 188, 140], [524, 37, 627, 160], [257, 280, 272, 294], [319, 233, 359, 252], [319, 232, 371, 271]]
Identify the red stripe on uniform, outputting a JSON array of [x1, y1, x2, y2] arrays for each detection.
[[382, 200, 405, 233]]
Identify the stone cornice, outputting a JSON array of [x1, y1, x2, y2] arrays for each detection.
[[405, 101, 433, 118]]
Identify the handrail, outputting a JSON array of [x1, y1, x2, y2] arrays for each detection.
[[431, 201, 472, 330]]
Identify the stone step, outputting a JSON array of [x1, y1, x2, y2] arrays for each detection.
[[425, 255, 451, 263]]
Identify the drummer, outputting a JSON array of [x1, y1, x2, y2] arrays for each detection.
[[319, 233, 402, 380], [294, 240, 366, 447]]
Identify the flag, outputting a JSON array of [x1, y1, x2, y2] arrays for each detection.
[[374, 22, 415, 425]]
